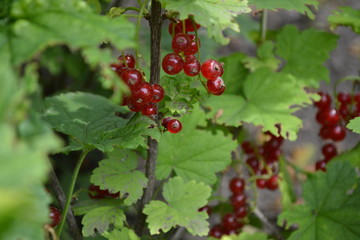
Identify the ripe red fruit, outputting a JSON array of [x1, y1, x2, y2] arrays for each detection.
[[338, 103, 350, 120], [131, 82, 154, 105], [241, 141, 254, 154], [151, 84, 164, 103], [162, 53, 185, 75], [167, 119, 182, 134], [256, 178, 267, 189], [207, 77, 226, 95], [88, 184, 119, 199], [354, 93, 360, 103], [316, 108, 340, 126], [319, 125, 331, 140], [162, 117, 172, 128], [266, 175, 279, 190], [329, 125, 346, 141], [183, 59, 200, 76], [314, 92, 331, 109], [209, 224, 224, 238], [49, 206, 61, 227], [120, 69, 143, 90], [229, 177, 245, 194], [184, 18, 201, 32], [337, 92, 352, 105], [185, 55, 197, 62], [198, 205, 211, 216], [230, 193, 246, 209], [184, 34, 200, 56], [172, 33, 191, 53], [321, 143, 337, 162], [168, 21, 184, 35], [141, 103, 157, 117], [222, 213, 241, 231], [315, 160, 327, 172], [246, 156, 260, 172], [117, 54, 136, 68], [201, 59, 224, 80], [234, 205, 247, 219]]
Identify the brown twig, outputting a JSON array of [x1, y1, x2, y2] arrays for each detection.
[[253, 207, 284, 240]]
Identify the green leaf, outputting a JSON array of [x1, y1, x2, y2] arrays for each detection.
[[143, 177, 211, 236], [82, 205, 126, 237], [220, 232, 268, 240], [346, 117, 360, 133], [276, 25, 338, 88], [205, 68, 313, 140], [244, 41, 280, 71], [161, 73, 203, 115], [332, 143, 360, 167], [43, 92, 159, 152], [157, 105, 237, 185], [328, 7, 360, 34], [160, 0, 250, 44], [249, 0, 319, 19], [219, 53, 249, 95], [278, 161, 360, 240], [91, 149, 148, 206], [279, 158, 297, 209], [102, 227, 140, 240]]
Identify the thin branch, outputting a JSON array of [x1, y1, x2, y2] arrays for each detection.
[[49, 167, 82, 240], [260, 10, 268, 43], [135, 0, 162, 236], [253, 207, 284, 240]]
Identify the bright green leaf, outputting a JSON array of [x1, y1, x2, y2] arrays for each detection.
[[276, 25, 338, 88], [278, 161, 360, 240], [91, 149, 148, 206], [143, 177, 211, 236], [157, 105, 237, 184], [328, 7, 360, 34], [160, 0, 250, 44], [102, 227, 140, 240], [249, 0, 319, 19], [244, 41, 280, 71], [347, 117, 360, 133], [82, 205, 126, 237]]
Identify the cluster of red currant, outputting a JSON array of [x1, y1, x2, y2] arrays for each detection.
[[49, 206, 61, 228], [111, 54, 164, 118], [88, 184, 120, 199], [162, 17, 226, 95], [205, 177, 248, 238], [313, 91, 360, 171], [242, 131, 282, 190]]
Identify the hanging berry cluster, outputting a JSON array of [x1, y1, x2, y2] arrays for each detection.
[[313, 91, 360, 171], [242, 131, 283, 190], [162, 17, 226, 95], [203, 177, 248, 238], [111, 54, 165, 119]]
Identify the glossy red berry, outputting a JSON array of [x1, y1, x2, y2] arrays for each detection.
[[354, 93, 360, 103], [329, 125, 346, 141], [185, 55, 197, 62], [319, 125, 331, 140], [266, 175, 279, 190], [49, 206, 61, 227], [168, 21, 184, 35], [338, 103, 350, 120], [231, 193, 246, 209], [172, 33, 191, 53], [314, 92, 331, 109], [151, 84, 164, 103], [222, 213, 241, 231], [246, 156, 260, 172], [88, 184, 119, 199], [209, 224, 224, 238], [131, 82, 154, 105], [207, 77, 226, 95], [316, 108, 340, 126], [184, 17, 201, 32], [256, 178, 267, 189], [120, 69, 143, 90], [234, 205, 247, 219], [315, 160, 327, 172], [184, 34, 200, 56], [201, 59, 224, 80], [321, 143, 337, 162], [229, 177, 245, 194], [198, 205, 211, 216], [337, 92, 352, 105], [162, 53, 184, 75], [127, 98, 146, 112], [162, 117, 172, 128], [183, 59, 200, 76], [167, 119, 182, 134], [117, 54, 136, 68], [141, 103, 157, 117]]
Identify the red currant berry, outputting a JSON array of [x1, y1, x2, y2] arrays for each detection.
[[222, 213, 241, 231], [207, 77, 226, 95], [256, 178, 267, 189], [49, 206, 61, 227], [229, 177, 245, 194], [184, 34, 200, 56], [151, 84, 164, 103], [315, 160, 327, 172], [162, 117, 172, 128], [338, 103, 350, 120], [127, 98, 146, 112], [183, 59, 200, 76], [172, 33, 191, 53], [246, 156, 260, 172], [141, 103, 157, 117], [234, 205, 247, 219], [201, 59, 224, 80], [316, 108, 340, 126], [110, 63, 122, 72], [185, 55, 197, 62], [131, 82, 154, 105], [162, 53, 184, 75], [319, 125, 331, 140], [354, 93, 360, 103], [241, 141, 254, 154], [184, 17, 201, 32], [223, 228, 240, 236], [266, 175, 279, 190], [117, 54, 136, 68], [167, 119, 182, 134], [198, 205, 211, 216], [120, 69, 143, 90], [321, 143, 337, 162], [168, 21, 184, 35], [337, 92, 352, 105], [329, 125, 346, 141], [209, 224, 224, 238], [88, 184, 108, 199], [230, 193, 246, 209], [314, 92, 331, 109]]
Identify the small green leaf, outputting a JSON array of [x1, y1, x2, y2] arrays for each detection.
[[278, 161, 360, 240], [328, 7, 360, 34], [157, 105, 237, 185], [82, 205, 126, 237], [249, 0, 319, 19], [347, 117, 360, 133], [102, 227, 140, 240], [244, 41, 280, 71], [91, 149, 148, 206], [160, 0, 250, 44], [276, 25, 338, 88], [143, 177, 211, 236]]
